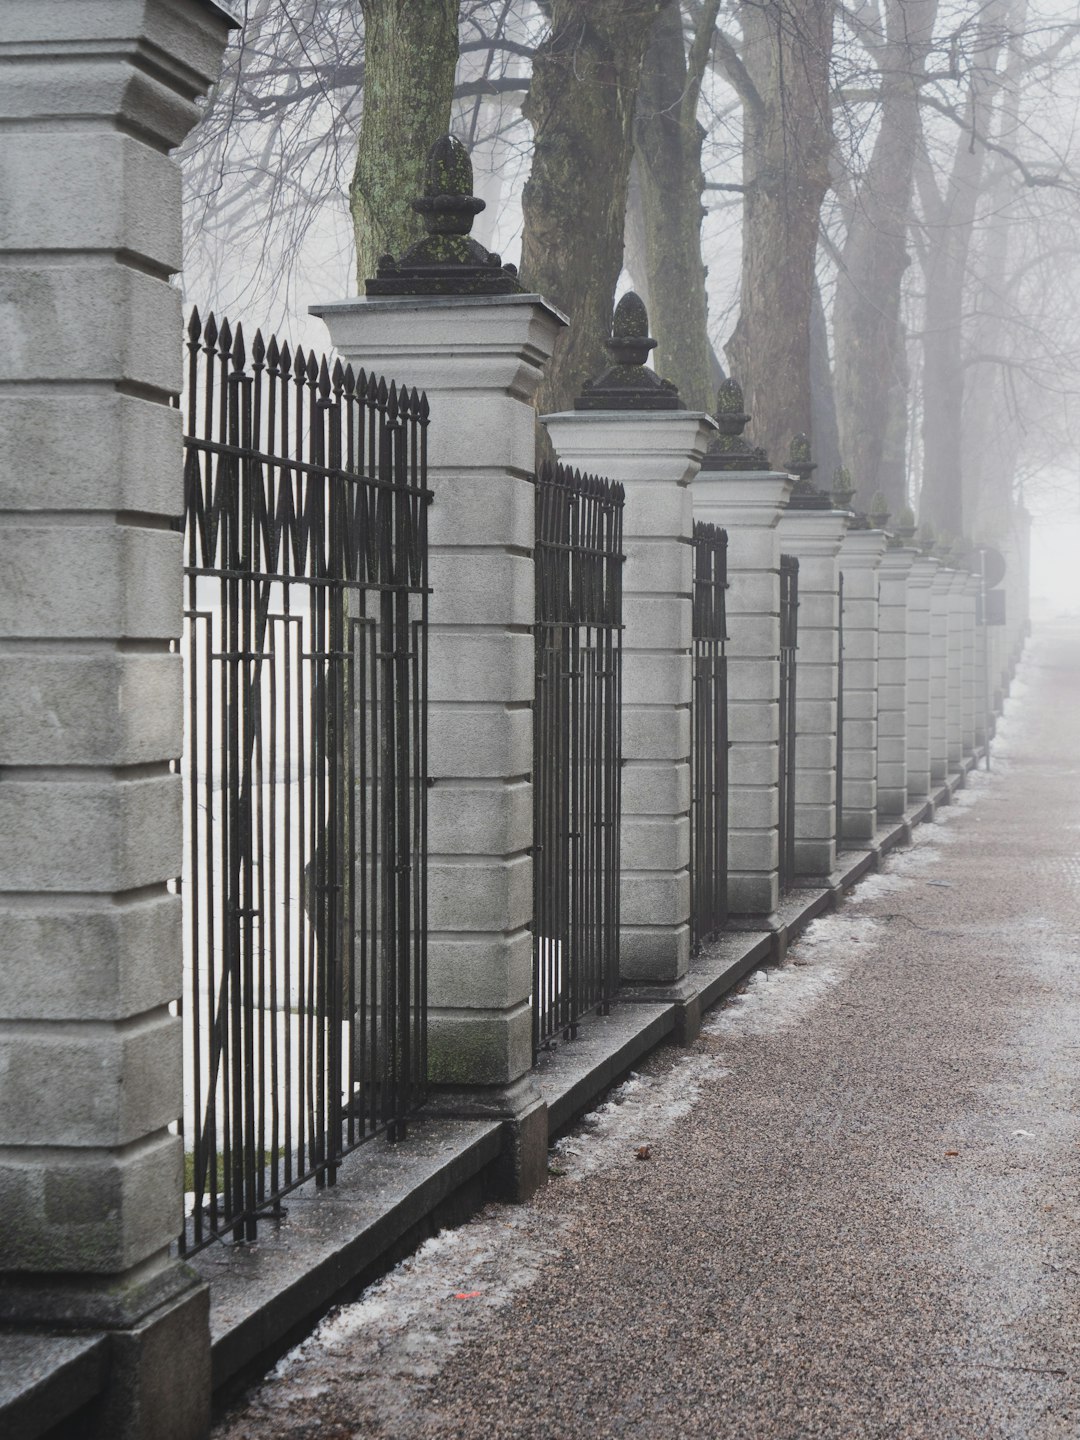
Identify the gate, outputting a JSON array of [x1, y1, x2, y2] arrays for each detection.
[[533, 462, 624, 1053], [778, 554, 799, 894], [180, 310, 430, 1251], [690, 522, 729, 951]]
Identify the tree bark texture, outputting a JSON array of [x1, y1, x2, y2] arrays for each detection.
[[634, 0, 720, 411], [351, 0, 460, 289], [832, 0, 938, 514], [918, 0, 1006, 539], [521, 0, 670, 417], [724, 0, 834, 467]]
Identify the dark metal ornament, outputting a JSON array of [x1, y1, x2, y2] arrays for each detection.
[[575, 292, 684, 410], [366, 134, 523, 296]]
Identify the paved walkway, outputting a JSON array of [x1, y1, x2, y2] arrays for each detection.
[[218, 622, 1080, 1440]]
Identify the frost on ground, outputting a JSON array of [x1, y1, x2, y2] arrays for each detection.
[[222, 1055, 735, 1435]]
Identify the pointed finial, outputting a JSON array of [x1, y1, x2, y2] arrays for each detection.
[[832, 465, 856, 509], [869, 491, 890, 529], [701, 373, 768, 470], [574, 291, 682, 411], [788, 434, 815, 481], [366, 134, 522, 296]]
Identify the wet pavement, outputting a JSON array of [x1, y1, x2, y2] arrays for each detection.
[[216, 621, 1080, 1439]]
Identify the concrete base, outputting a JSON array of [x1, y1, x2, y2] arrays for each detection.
[[9, 1284, 212, 1440], [425, 1076, 549, 1202]]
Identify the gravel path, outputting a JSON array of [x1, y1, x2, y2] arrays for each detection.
[[217, 621, 1080, 1440]]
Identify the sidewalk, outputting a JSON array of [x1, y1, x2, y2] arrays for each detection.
[[216, 622, 1080, 1440]]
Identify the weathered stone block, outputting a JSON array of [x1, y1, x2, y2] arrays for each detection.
[[0, 776, 180, 892], [622, 594, 692, 652], [428, 778, 532, 856], [426, 1003, 533, 1088], [619, 925, 690, 984], [620, 815, 689, 870], [621, 870, 690, 926], [427, 855, 531, 933], [0, 393, 180, 513], [0, 527, 181, 640], [0, 1130, 182, 1273], [425, 471, 533, 550], [0, 895, 180, 1022], [0, 1013, 181, 1148], [622, 762, 690, 816], [427, 931, 532, 1011], [429, 632, 532, 704], [0, 132, 181, 268], [428, 705, 531, 779], [0, 653, 181, 766], [0, 263, 181, 392]]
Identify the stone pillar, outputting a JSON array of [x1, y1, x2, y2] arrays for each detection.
[[776, 464, 848, 880], [838, 528, 888, 842], [877, 543, 917, 818], [906, 555, 938, 802], [962, 571, 979, 757], [0, 2, 233, 1437], [974, 569, 990, 749], [313, 139, 562, 1196], [929, 567, 953, 785], [946, 569, 966, 773], [543, 295, 715, 995], [693, 387, 792, 919]]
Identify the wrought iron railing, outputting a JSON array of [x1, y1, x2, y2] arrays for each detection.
[[533, 462, 624, 1054], [180, 309, 430, 1252], [778, 554, 800, 894], [690, 522, 729, 951]]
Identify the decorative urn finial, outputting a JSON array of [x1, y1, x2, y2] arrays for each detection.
[[785, 434, 831, 509], [831, 466, 856, 510], [575, 292, 683, 410], [701, 375, 769, 469], [894, 505, 917, 541], [366, 134, 523, 296], [869, 491, 891, 529]]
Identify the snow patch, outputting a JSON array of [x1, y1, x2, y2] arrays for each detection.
[[552, 1054, 726, 1179]]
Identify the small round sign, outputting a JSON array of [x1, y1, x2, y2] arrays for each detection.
[[977, 545, 1007, 589]]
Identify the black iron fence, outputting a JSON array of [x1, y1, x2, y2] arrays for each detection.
[[533, 462, 624, 1054], [180, 309, 430, 1252], [690, 522, 729, 951], [778, 554, 800, 894], [836, 571, 845, 851]]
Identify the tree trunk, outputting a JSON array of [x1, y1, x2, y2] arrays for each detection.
[[810, 279, 841, 484], [634, 1, 720, 410], [724, 0, 834, 466], [832, 0, 938, 514], [918, 0, 1007, 539], [521, 0, 669, 416], [351, 0, 460, 289]]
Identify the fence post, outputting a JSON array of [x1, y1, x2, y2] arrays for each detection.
[[776, 443, 849, 882], [962, 568, 980, 759], [693, 383, 793, 921], [930, 563, 953, 787], [0, 2, 234, 1436], [944, 564, 967, 775], [837, 522, 888, 843], [876, 517, 919, 820], [542, 295, 715, 1036], [906, 547, 939, 804], [313, 138, 564, 1198]]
